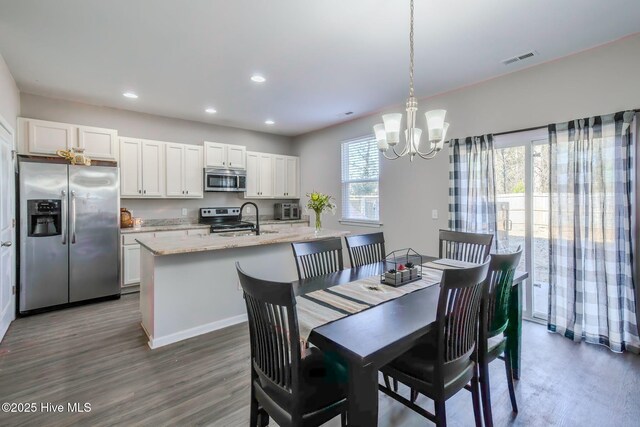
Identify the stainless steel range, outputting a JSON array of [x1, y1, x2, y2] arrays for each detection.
[[199, 207, 257, 233]]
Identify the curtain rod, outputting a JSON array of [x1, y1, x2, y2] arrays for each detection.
[[443, 109, 640, 143]]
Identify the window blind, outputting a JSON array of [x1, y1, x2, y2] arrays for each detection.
[[341, 136, 380, 222]]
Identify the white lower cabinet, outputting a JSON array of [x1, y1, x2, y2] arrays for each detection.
[[121, 228, 209, 288], [122, 244, 141, 285]]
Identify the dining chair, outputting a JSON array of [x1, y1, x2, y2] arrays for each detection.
[[291, 237, 344, 281], [344, 232, 386, 267], [236, 263, 348, 427], [477, 247, 523, 427], [439, 229, 493, 264], [379, 260, 490, 427]]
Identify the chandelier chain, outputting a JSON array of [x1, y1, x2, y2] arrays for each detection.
[[409, 0, 414, 98]]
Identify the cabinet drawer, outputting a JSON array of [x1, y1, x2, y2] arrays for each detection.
[[155, 230, 188, 238], [122, 232, 155, 245], [187, 228, 209, 236]]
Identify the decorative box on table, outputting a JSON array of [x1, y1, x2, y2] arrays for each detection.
[[381, 249, 423, 287]]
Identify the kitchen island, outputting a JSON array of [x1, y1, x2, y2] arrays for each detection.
[[137, 227, 349, 349]]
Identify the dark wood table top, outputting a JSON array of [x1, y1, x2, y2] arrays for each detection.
[[293, 257, 528, 368]]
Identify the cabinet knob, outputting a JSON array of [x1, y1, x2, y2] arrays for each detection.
[[1, 241, 11, 247], [143, 190, 146, 194], [186, 190, 189, 194]]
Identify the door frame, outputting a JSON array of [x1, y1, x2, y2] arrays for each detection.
[[494, 128, 548, 323], [0, 112, 16, 341]]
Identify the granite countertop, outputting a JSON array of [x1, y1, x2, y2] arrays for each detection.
[[136, 227, 349, 256], [121, 218, 308, 234], [120, 223, 210, 234]]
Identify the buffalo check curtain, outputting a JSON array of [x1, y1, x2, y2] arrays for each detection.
[[548, 111, 639, 353], [448, 135, 497, 240]]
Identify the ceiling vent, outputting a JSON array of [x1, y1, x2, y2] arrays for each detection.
[[501, 51, 536, 66]]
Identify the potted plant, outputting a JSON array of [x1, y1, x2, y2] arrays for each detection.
[[306, 191, 336, 235]]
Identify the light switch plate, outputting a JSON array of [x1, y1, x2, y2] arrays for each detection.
[[181, 208, 188, 216], [431, 209, 438, 220]]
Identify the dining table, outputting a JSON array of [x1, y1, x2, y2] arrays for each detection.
[[292, 256, 528, 427]]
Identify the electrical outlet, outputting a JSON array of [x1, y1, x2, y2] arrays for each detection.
[[181, 208, 188, 216], [431, 209, 438, 220]]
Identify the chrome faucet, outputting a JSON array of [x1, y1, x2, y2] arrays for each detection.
[[239, 202, 260, 235]]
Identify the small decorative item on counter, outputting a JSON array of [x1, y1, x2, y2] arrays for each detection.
[[120, 208, 133, 228], [306, 191, 336, 236], [56, 147, 92, 166], [132, 217, 143, 228], [381, 249, 423, 287]]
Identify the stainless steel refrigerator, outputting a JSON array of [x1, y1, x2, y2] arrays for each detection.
[[18, 157, 120, 313]]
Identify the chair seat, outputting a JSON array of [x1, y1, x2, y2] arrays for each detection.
[[383, 334, 474, 389], [257, 347, 348, 415]]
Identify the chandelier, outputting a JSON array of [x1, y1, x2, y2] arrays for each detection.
[[373, 0, 450, 161]]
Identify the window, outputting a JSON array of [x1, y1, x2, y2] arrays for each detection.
[[341, 136, 380, 224]]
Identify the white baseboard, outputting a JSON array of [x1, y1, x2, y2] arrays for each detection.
[[146, 314, 248, 349]]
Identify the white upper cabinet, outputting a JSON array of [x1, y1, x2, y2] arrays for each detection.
[[23, 119, 74, 156], [18, 118, 119, 161], [226, 144, 247, 169], [245, 151, 275, 198], [120, 138, 143, 197], [250, 152, 300, 200], [141, 140, 164, 197], [183, 145, 204, 197], [77, 125, 118, 160], [204, 142, 226, 168], [120, 138, 165, 198], [204, 141, 246, 170], [165, 143, 185, 197], [273, 155, 299, 198], [165, 143, 203, 198]]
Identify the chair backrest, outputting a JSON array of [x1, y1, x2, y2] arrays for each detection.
[[344, 232, 386, 268], [483, 248, 522, 337], [435, 260, 490, 376], [236, 263, 302, 401], [291, 237, 344, 280], [439, 229, 493, 264]]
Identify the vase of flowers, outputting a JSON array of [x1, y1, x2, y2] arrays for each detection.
[[306, 191, 336, 236]]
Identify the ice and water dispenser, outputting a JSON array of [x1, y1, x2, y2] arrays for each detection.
[[27, 200, 62, 237]]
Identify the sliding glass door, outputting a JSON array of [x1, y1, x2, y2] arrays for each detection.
[[494, 129, 549, 321]]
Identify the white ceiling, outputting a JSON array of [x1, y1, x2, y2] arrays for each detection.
[[1, 0, 639, 136]]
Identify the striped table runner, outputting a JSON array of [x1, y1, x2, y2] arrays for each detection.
[[296, 258, 476, 342]]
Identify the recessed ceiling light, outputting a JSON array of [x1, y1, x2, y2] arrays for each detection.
[[265, 120, 275, 125], [205, 108, 217, 114], [251, 75, 266, 83], [123, 92, 138, 99]]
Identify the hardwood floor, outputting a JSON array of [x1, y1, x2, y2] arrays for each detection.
[[0, 294, 638, 426]]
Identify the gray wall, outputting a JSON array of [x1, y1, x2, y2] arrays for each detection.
[[0, 53, 19, 131], [20, 93, 295, 219], [293, 34, 640, 256]]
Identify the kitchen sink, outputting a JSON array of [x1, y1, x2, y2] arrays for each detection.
[[217, 231, 256, 238], [217, 230, 279, 237]]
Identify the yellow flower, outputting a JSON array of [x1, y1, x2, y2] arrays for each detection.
[[311, 193, 319, 201]]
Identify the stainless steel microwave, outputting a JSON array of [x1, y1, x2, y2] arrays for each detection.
[[204, 168, 247, 192]]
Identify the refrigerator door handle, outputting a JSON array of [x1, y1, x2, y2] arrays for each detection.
[[71, 190, 77, 244], [61, 190, 67, 245]]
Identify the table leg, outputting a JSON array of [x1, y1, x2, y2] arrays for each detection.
[[506, 281, 522, 380], [347, 362, 378, 427]]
